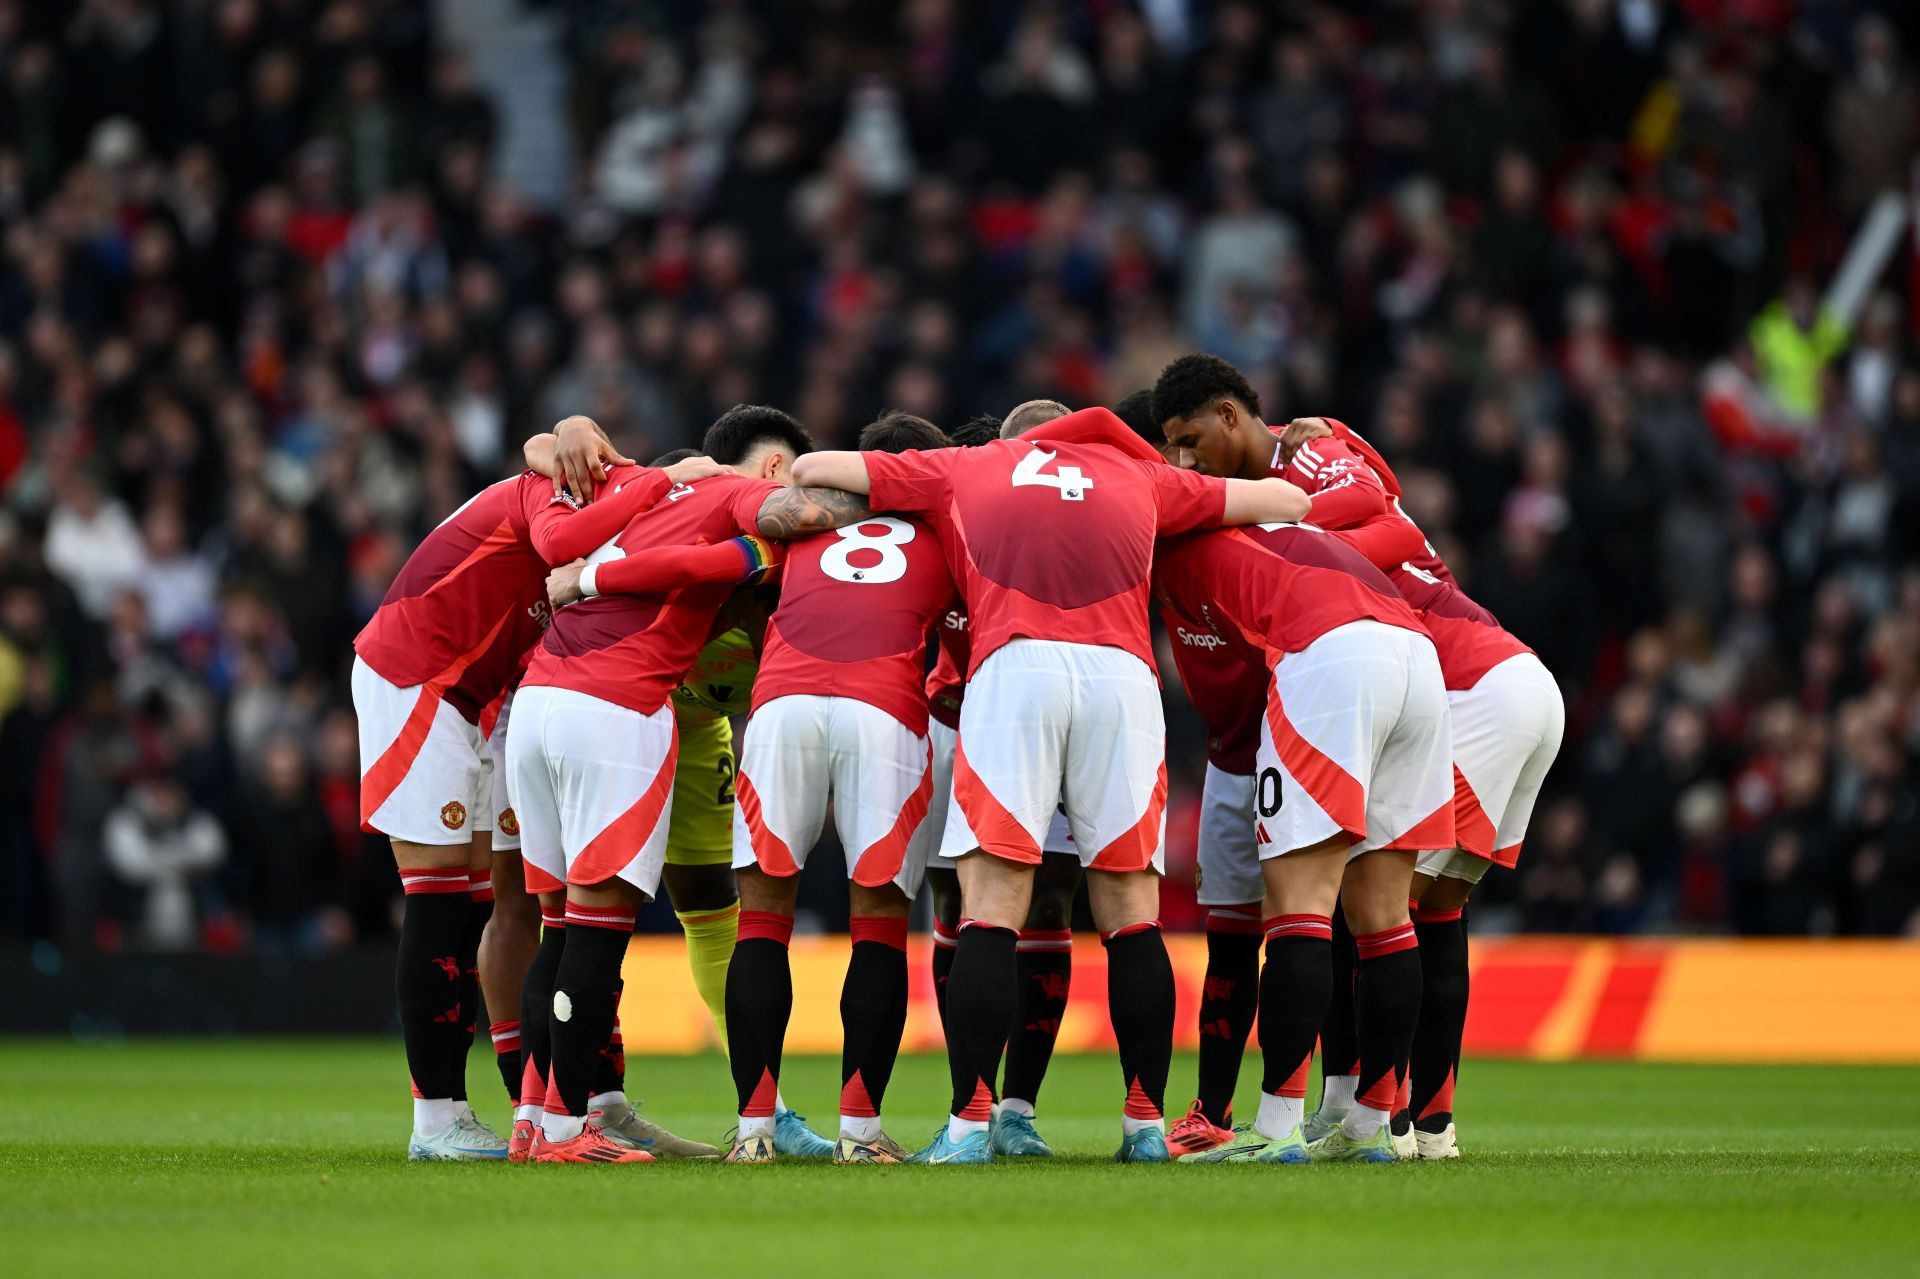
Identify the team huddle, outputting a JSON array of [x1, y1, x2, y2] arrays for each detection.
[[351, 351, 1564, 1167]]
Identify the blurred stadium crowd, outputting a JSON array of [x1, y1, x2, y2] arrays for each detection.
[[2, 0, 1918, 950]]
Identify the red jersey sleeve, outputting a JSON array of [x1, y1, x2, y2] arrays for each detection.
[[589, 536, 782, 597], [727, 477, 785, 534], [1325, 418, 1403, 499], [1286, 438, 1387, 529], [1146, 463, 1229, 535], [864, 447, 960, 515], [1334, 513, 1427, 570], [525, 465, 672, 564]]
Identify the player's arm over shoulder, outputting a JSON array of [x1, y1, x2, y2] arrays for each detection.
[[1153, 464, 1310, 531], [1222, 475, 1311, 525], [789, 451, 872, 494]]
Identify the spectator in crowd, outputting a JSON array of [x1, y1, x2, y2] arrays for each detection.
[[231, 731, 346, 951], [102, 771, 226, 949]]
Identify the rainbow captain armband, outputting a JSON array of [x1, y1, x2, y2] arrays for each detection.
[[578, 535, 784, 599], [731, 534, 781, 584]]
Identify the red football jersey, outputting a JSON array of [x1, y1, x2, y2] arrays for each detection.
[[1378, 560, 1532, 689], [864, 409, 1229, 674], [1275, 425, 1529, 689], [1310, 419, 1457, 586], [353, 469, 671, 722], [752, 514, 957, 733], [524, 473, 781, 714], [1155, 523, 1429, 665], [1161, 606, 1264, 774], [925, 607, 970, 729]]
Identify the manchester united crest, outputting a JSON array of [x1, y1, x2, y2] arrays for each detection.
[[440, 800, 467, 830], [497, 807, 519, 837]]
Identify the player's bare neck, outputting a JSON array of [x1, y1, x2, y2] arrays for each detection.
[[1236, 424, 1272, 482]]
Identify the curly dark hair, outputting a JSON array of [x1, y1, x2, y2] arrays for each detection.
[[701, 404, 815, 465], [858, 410, 951, 454], [1111, 388, 1160, 443], [1151, 353, 1262, 427], [649, 447, 700, 466], [948, 414, 1003, 448]]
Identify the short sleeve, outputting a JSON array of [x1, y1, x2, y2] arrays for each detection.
[[865, 447, 960, 515], [728, 477, 785, 534], [1146, 464, 1228, 535]]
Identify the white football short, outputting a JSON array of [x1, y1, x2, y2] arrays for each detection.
[[506, 685, 678, 899], [733, 694, 934, 896], [1192, 763, 1260, 907], [926, 717, 1076, 869], [1255, 621, 1453, 862], [353, 656, 488, 847], [940, 639, 1165, 873], [479, 689, 517, 849], [1417, 652, 1564, 881]]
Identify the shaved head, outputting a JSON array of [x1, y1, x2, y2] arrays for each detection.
[[999, 399, 1070, 438]]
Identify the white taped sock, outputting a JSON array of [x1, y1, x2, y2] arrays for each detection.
[[413, 1097, 458, 1136], [541, 1112, 586, 1143], [1342, 1102, 1390, 1140], [1255, 1092, 1304, 1141], [1318, 1074, 1357, 1116], [948, 1114, 989, 1139]]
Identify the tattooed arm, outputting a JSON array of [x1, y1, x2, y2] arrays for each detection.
[[754, 485, 873, 537]]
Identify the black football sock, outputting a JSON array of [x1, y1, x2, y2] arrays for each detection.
[[489, 1018, 522, 1105], [1105, 923, 1174, 1127], [726, 911, 794, 1121], [944, 922, 1017, 1122], [1352, 922, 1422, 1133], [1000, 929, 1071, 1107], [449, 878, 491, 1103], [591, 980, 626, 1099], [1319, 906, 1360, 1104], [545, 904, 633, 1123], [840, 917, 910, 1124], [396, 868, 473, 1109], [931, 923, 958, 1031], [1257, 916, 1334, 1119], [1411, 904, 1468, 1133], [1195, 908, 1262, 1126], [517, 909, 565, 1111]]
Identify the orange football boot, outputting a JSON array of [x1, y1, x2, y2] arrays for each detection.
[[1164, 1100, 1236, 1158], [533, 1121, 657, 1164]]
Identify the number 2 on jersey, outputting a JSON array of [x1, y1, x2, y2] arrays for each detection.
[[819, 517, 915, 584], [1011, 448, 1092, 501]]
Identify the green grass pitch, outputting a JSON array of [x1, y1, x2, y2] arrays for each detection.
[[2, 1041, 1916, 1278]]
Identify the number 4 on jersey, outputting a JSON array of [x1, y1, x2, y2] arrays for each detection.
[[1012, 448, 1093, 501]]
